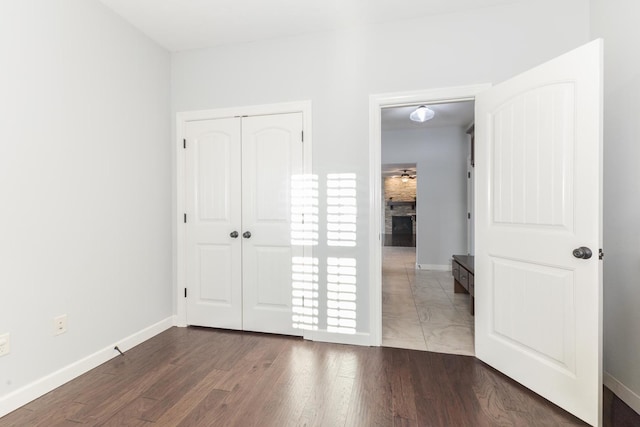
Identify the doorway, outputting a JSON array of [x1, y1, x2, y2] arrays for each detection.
[[382, 164, 417, 247], [367, 84, 490, 349], [379, 100, 476, 355], [175, 100, 313, 333]]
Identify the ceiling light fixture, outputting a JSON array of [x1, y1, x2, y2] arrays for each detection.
[[401, 170, 410, 183], [409, 105, 435, 123]]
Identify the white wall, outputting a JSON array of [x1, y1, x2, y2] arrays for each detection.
[[0, 0, 172, 411], [382, 127, 468, 267], [590, 0, 640, 413], [172, 0, 589, 337]]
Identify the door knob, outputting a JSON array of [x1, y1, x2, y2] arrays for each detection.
[[243, 231, 252, 239], [230, 231, 239, 238], [573, 247, 592, 259]]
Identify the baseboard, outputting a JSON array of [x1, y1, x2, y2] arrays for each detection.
[[604, 371, 640, 415], [416, 264, 450, 271], [307, 329, 372, 346], [0, 316, 175, 418]]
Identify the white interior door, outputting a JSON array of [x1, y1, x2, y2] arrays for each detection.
[[475, 40, 602, 425], [241, 113, 304, 335], [185, 118, 242, 329]]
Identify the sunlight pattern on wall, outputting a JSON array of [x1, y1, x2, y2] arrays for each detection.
[[327, 257, 357, 334], [291, 256, 319, 330], [327, 173, 357, 247], [290, 174, 319, 330], [291, 174, 319, 246]]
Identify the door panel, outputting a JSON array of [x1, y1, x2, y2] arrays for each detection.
[[185, 118, 242, 330], [254, 135, 291, 221], [491, 257, 576, 373], [492, 82, 574, 228], [255, 246, 292, 306], [197, 245, 233, 302], [242, 113, 303, 335], [476, 40, 602, 425]]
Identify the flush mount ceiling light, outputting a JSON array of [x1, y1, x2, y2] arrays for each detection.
[[409, 105, 435, 123]]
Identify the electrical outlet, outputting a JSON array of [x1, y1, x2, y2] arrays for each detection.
[[53, 314, 67, 336], [0, 333, 10, 356]]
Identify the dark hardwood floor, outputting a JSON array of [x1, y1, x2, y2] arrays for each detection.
[[0, 327, 634, 426]]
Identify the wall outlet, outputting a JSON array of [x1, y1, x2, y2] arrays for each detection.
[[53, 314, 67, 336], [0, 333, 10, 357]]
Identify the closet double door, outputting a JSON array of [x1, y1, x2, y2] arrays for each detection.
[[185, 112, 303, 336]]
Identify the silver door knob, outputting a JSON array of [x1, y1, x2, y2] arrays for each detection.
[[573, 247, 592, 259], [243, 231, 252, 239], [230, 231, 239, 238]]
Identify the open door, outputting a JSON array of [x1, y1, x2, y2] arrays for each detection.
[[475, 40, 602, 426]]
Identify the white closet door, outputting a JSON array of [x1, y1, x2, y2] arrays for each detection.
[[185, 118, 242, 330], [241, 113, 304, 335]]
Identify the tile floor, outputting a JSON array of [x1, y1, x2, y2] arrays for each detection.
[[381, 246, 475, 356]]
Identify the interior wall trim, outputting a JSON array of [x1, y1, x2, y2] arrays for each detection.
[[0, 316, 175, 418], [604, 371, 640, 416], [368, 84, 491, 347], [310, 330, 371, 347], [416, 264, 451, 271], [175, 100, 313, 337]]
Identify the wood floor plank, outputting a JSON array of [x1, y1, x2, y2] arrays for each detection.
[[66, 363, 175, 425], [174, 388, 229, 427], [471, 361, 525, 426], [344, 347, 394, 427], [0, 408, 36, 426], [0, 327, 607, 427], [440, 355, 494, 427], [192, 335, 293, 426], [297, 365, 353, 427], [408, 350, 477, 427], [30, 401, 86, 427], [387, 350, 418, 422], [96, 396, 157, 426], [253, 342, 324, 427], [152, 368, 228, 426]]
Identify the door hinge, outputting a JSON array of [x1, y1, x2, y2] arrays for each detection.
[[184, 288, 187, 298], [468, 172, 471, 178], [467, 213, 471, 219], [183, 138, 186, 149], [599, 249, 604, 260], [301, 130, 304, 142], [184, 213, 187, 223]]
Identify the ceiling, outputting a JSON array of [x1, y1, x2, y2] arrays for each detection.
[[381, 101, 474, 177], [382, 164, 417, 178], [98, 0, 523, 52], [381, 101, 474, 132]]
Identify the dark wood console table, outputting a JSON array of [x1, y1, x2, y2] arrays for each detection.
[[452, 255, 474, 315]]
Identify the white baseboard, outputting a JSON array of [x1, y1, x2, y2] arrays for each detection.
[[604, 371, 640, 415], [0, 316, 175, 418], [307, 329, 372, 346], [416, 264, 450, 271]]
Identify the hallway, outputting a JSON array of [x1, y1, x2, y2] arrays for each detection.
[[381, 246, 475, 355]]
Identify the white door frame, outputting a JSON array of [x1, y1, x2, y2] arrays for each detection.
[[175, 100, 313, 334], [368, 85, 490, 346]]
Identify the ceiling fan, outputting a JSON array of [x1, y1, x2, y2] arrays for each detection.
[[399, 169, 416, 182]]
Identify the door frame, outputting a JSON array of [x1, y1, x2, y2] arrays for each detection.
[[368, 85, 490, 346], [175, 100, 313, 333]]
